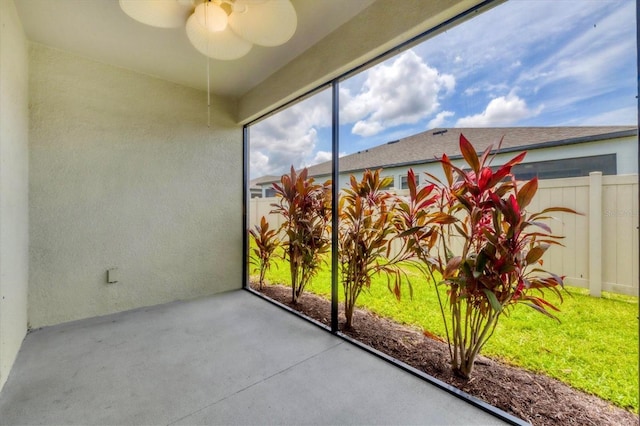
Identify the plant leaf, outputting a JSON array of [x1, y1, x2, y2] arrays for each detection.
[[443, 256, 462, 279], [526, 245, 548, 265], [523, 302, 560, 321], [459, 134, 480, 173], [479, 143, 493, 167], [517, 177, 538, 209], [440, 154, 454, 186], [504, 151, 527, 168], [531, 206, 581, 217], [483, 288, 502, 313]]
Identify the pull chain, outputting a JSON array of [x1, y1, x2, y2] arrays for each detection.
[[207, 56, 211, 128], [205, 0, 211, 128]]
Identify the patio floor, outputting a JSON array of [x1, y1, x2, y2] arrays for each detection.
[[0, 290, 508, 425]]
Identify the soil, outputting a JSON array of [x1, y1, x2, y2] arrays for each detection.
[[253, 282, 639, 426]]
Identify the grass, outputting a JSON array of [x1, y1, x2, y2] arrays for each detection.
[[254, 251, 639, 413]]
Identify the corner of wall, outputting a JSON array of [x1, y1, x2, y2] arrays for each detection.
[[0, 0, 30, 392]]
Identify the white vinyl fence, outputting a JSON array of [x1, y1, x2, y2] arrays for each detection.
[[530, 173, 638, 297], [249, 173, 639, 297]]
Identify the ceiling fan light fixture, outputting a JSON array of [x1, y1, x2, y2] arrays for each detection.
[[119, 0, 297, 61], [229, 0, 297, 47], [186, 11, 252, 60], [119, 0, 194, 28], [194, 2, 228, 32]]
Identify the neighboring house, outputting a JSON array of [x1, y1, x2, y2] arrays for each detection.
[[250, 175, 279, 198], [255, 126, 637, 196]]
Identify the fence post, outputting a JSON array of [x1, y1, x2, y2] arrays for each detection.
[[589, 172, 602, 297]]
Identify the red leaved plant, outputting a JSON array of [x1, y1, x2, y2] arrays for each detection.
[[338, 169, 415, 330], [408, 134, 578, 378], [271, 167, 331, 304], [248, 216, 280, 290]]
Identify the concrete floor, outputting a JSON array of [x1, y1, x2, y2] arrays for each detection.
[[0, 290, 508, 425]]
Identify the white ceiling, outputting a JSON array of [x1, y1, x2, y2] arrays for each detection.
[[15, 0, 376, 97]]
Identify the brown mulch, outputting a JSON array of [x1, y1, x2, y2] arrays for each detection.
[[253, 282, 639, 426]]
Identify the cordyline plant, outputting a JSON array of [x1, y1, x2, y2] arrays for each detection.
[[271, 166, 331, 304], [248, 216, 280, 290], [405, 134, 577, 379], [338, 169, 414, 330]]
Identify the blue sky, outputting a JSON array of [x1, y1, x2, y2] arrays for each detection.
[[249, 0, 637, 179]]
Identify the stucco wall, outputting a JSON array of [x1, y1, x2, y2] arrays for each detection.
[[0, 0, 30, 391], [28, 43, 242, 328]]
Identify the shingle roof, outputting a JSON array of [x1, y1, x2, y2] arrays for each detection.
[[305, 126, 637, 178], [250, 175, 280, 189], [256, 126, 637, 184]]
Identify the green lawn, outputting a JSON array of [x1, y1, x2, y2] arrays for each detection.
[[254, 253, 639, 412]]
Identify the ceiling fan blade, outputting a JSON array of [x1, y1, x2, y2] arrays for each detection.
[[186, 12, 253, 60], [119, 0, 194, 28], [229, 0, 297, 47]]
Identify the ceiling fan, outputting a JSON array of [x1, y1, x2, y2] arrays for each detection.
[[119, 0, 298, 61]]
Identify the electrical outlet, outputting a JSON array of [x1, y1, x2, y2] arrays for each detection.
[[107, 268, 119, 284]]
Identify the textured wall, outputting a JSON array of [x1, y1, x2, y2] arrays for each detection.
[[28, 44, 242, 328], [0, 0, 30, 391]]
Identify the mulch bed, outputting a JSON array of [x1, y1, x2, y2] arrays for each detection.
[[253, 282, 638, 426]]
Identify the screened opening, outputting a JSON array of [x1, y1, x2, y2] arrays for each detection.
[[244, 0, 638, 421], [400, 173, 419, 190], [512, 154, 617, 180]]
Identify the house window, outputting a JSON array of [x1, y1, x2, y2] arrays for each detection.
[[264, 187, 277, 198], [400, 174, 418, 190], [381, 176, 394, 190], [511, 154, 617, 180]]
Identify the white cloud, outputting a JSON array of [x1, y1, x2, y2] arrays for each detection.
[[415, 0, 635, 114], [463, 82, 511, 99], [341, 50, 455, 137], [464, 87, 480, 97], [569, 106, 637, 127], [417, 2, 615, 75], [311, 150, 332, 165], [249, 90, 331, 178], [249, 151, 270, 178], [456, 93, 541, 127], [514, 2, 636, 100], [351, 121, 385, 138], [308, 150, 349, 166], [427, 111, 454, 129]]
